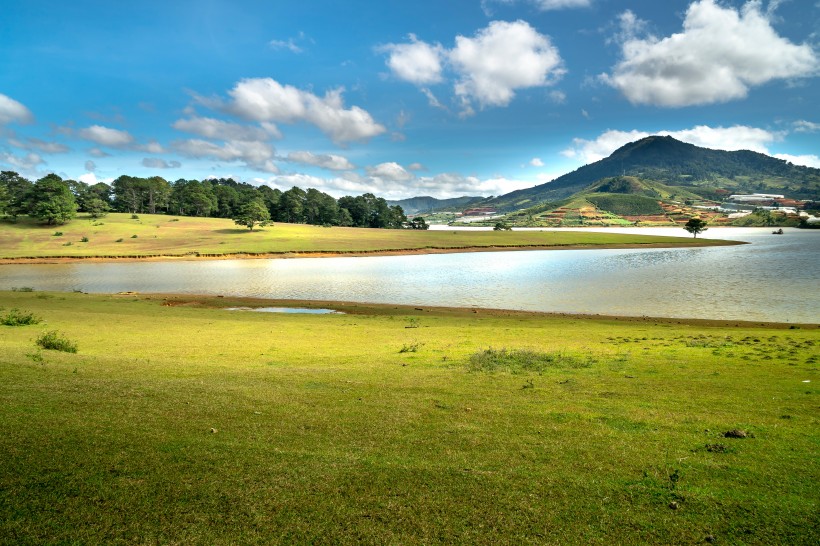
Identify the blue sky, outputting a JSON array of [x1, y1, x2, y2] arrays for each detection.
[[1, 0, 818, 199]]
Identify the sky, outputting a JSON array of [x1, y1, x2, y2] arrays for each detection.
[[0, 0, 818, 200]]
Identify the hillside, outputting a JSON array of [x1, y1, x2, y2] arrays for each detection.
[[482, 136, 820, 212], [387, 195, 484, 215]]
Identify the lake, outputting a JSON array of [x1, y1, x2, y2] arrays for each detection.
[[1, 227, 818, 323]]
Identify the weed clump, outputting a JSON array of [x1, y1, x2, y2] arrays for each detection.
[[468, 347, 595, 373], [36, 331, 78, 353], [1, 308, 42, 326]]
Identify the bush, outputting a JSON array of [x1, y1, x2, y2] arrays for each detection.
[[115, 238, 124, 242], [11, 287, 34, 292], [53, 231, 63, 236], [468, 347, 594, 373], [131, 234, 138, 238], [1, 308, 42, 326], [80, 236, 89, 242], [36, 331, 78, 353], [131, 214, 140, 220]]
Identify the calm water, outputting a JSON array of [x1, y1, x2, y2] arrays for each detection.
[[1, 228, 818, 323]]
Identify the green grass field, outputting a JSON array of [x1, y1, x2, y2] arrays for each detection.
[[0, 213, 730, 259], [1, 291, 817, 544]]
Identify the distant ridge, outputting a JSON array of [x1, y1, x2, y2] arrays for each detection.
[[387, 195, 484, 215]]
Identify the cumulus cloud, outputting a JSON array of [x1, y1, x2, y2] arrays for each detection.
[[530, 157, 544, 167], [0, 94, 34, 125], [141, 158, 181, 169], [561, 125, 783, 164], [381, 35, 444, 85], [78, 125, 135, 147], [172, 138, 278, 173], [603, 0, 819, 107], [365, 162, 414, 181], [382, 20, 564, 115], [774, 153, 820, 168], [286, 151, 354, 171], [451, 21, 564, 111], [225, 78, 385, 144], [85, 160, 96, 172], [408, 162, 426, 171], [259, 169, 534, 200], [173, 116, 281, 141]]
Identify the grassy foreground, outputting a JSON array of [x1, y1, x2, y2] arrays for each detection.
[[0, 291, 817, 544], [0, 213, 733, 260]]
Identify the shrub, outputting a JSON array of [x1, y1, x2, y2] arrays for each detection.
[[131, 214, 140, 220], [131, 234, 138, 238], [53, 231, 63, 236], [11, 287, 34, 292], [1, 308, 42, 326], [468, 347, 595, 373], [63, 241, 73, 246], [36, 331, 78, 353], [115, 238, 124, 242], [80, 236, 89, 242]]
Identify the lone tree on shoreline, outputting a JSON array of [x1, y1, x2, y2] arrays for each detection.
[[684, 217, 708, 238], [233, 198, 271, 231]]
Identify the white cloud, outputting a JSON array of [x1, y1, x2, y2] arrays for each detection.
[[138, 140, 165, 154], [774, 153, 820, 168], [88, 147, 110, 158], [450, 20, 565, 111], [172, 138, 279, 173], [173, 116, 280, 141], [0, 151, 45, 172], [260, 170, 534, 200], [225, 78, 385, 144], [530, 157, 544, 167], [84, 160, 96, 172], [561, 125, 783, 164], [142, 158, 181, 169], [78, 125, 135, 147], [482, 0, 591, 15], [366, 162, 414, 181], [269, 38, 302, 53], [382, 35, 444, 85], [78, 172, 99, 185], [549, 90, 566, 104], [603, 0, 819, 107], [793, 120, 820, 133], [381, 21, 564, 115], [0, 94, 34, 125], [8, 136, 69, 153], [408, 162, 426, 171], [286, 151, 354, 171]]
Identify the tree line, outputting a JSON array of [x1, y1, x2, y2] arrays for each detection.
[[0, 171, 428, 230]]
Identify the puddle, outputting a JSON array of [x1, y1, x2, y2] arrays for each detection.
[[225, 306, 343, 314]]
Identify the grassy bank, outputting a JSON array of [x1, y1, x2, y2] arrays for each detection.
[[0, 213, 734, 260], [0, 291, 817, 544]]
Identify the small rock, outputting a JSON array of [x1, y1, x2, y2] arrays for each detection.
[[705, 535, 715, 543], [210, 428, 218, 434], [668, 501, 678, 510], [724, 429, 747, 439]]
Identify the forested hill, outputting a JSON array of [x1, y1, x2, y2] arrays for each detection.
[[482, 136, 820, 212], [387, 195, 484, 215]]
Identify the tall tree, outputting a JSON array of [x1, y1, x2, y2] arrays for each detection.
[[233, 198, 271, 231], [0, 171, 33, 220], [683, 217, 708, 238], [27, 174, 77, 225]]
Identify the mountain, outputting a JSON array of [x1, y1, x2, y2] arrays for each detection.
[[483, 136, 820, 212], [388, 195, 484, 215]]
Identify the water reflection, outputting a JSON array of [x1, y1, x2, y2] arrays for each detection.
[[1, 228, 818, 322]]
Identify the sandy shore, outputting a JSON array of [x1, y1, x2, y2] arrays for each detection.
[[0, 240, 742, 265]]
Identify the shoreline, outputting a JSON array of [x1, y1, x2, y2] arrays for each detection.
[[114, 292, 817, 329], [0, 239, 743, 265]]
